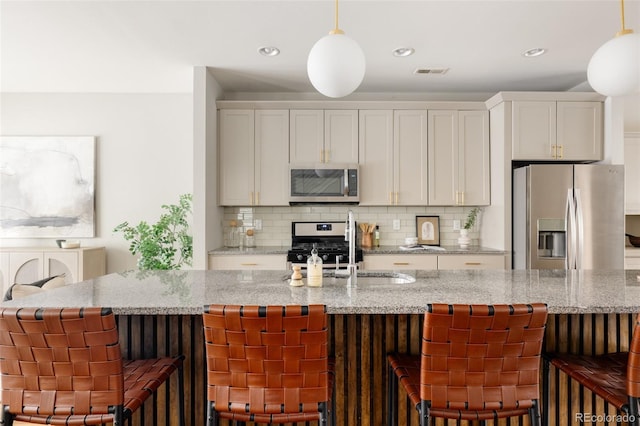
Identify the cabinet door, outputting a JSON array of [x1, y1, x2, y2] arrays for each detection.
[[9, 252, 42, 284], [557, 101, 603, 161], [45, 251, 78, 283], [512, 101, 556, 160], [459, 110, 490, 206], [358, 110, 394, 205], [428, 110, 458, 205], [219, 110, 255, 205], [394, 110, 429, 205], [255, 110, 290, 206], [625, 135, 640, 214], [324, 110, 359, 163], [290, 110, 323, 163]]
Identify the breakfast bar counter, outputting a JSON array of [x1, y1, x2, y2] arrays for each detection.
[[3, 269, 640, 426]]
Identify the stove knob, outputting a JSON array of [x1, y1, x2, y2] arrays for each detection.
[[322, 254, 329, 261], [297, 254, 305, 261]]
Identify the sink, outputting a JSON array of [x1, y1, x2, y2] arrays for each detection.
[[346, 271, 416, 284]]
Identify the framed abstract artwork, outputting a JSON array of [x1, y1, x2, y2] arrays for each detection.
[[416, 216, 440, 246], [0, 136, 96, 238]]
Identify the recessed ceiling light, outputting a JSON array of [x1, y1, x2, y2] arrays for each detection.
[[392, 47, 415, 57], [258, 46, 280, 57], [523, 48, 546, 58]]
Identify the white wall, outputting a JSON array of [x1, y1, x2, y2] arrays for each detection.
[[0, 93, 193, 273], [192, 67, 224, 269]]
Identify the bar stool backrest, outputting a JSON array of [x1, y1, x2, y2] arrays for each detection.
[[203, 304, 331, 424], [0, 307, 124, 422], [421, 303, 548, 411]]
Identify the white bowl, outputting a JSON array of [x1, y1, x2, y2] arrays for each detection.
[[404, 237, 418, 245], [61, 241, 80, 249]]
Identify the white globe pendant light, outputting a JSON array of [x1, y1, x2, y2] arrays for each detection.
[[307, 0, 365, 98], [587, 0, 640, 97]]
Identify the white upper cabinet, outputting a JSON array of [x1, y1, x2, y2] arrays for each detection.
[[219, 109, 289, 206], [290, 109, 358, 164], [428, 110, 490, 206], [512, 101, 602, 161], [393, 110, 429, 205], [358, 110, 394, 205], [219, 109, 255, 206], [359, 110, 428, 206], [625, 134, 640, 214]]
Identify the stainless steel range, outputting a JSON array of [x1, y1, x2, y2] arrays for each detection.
[[287, 221, 363, 269]]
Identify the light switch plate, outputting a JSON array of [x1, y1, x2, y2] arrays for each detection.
[[453, 220, 461, 231], [393, 219, 400, 230], [254, 219, 262, 230]]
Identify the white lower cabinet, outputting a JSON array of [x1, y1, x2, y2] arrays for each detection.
[[437, 254, 505, 269], [363, 254, 437, 270], [208, 254, 287, 270], [363, 253, 506, 270], [0, 247, 106, 295], [625, 249, 640, 270]]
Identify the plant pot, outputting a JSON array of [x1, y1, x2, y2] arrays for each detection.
[[458, 229, 471, 248]]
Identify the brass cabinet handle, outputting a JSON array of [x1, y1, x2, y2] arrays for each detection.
[[557, 145, 563, 159], [393, 262, 410, 265], [551, 145, 556, 158], [395, 192, 398, 205], [461, 191, 465, 205], [240, 263, 258, 266], [320, 149, 324, 163], [256, 192, 260, 205], [389, 192, 393, 204], [465, 262, 482, 266]]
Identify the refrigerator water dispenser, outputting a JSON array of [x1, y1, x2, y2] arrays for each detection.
[[537, 219, 566, 259]]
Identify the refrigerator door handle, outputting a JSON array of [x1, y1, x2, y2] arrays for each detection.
[[565, 189, 577, 269], [574, 189, 584, 270]]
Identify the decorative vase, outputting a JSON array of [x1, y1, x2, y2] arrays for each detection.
[[458, 229, 471, 248]]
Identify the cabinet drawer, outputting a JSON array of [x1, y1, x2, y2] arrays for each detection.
[[363, 254, 437, 270], [437, 255, 505, 270], [208, 255, 287, 270], [625, 257, 640, 270]]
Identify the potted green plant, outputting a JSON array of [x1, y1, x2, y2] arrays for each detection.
[[459, 208, 481, 248], [113, 193, 193, 270]]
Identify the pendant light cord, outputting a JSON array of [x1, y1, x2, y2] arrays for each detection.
[[617, 0, 633, 36], [330, 0, 345, 35]]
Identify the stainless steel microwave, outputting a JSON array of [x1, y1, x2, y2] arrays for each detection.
[[289, 164, 359, 204]]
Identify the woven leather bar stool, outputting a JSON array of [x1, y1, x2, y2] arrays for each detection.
[[387, 303, 548, 426], [203, 304, 335, 425], [0, 307, 185, 426], [543, 312, 640, 426]]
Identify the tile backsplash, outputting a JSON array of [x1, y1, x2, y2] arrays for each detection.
[[223, 206, 483, 248]]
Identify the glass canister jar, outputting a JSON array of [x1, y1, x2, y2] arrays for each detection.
[[226, 220, 240, 248], [244, 228, 256, 248]]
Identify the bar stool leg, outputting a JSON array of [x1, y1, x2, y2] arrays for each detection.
[[387, 363, 396, 426]]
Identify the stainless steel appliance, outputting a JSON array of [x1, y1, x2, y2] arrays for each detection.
[[289, 164, 359, 204], [513, 164, 624, 269], [287, 221, 363, 269]]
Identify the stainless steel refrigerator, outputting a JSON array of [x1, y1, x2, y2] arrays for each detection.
[[513, 164, 624, 269]]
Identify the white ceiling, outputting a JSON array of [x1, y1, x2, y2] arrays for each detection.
[[1, 0, 639, 128]]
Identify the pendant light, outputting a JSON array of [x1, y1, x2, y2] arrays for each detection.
[[307, 0, 365, 98], [587, 0, 640, 97]]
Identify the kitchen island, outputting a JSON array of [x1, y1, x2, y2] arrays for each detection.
[[3, 269, 640, 425]]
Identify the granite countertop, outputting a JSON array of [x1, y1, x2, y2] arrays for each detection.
[[3, 269, 640, 316], [209, 245, 506, 255]]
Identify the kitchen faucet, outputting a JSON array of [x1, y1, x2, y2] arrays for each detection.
[[336, 209, 358, 286]]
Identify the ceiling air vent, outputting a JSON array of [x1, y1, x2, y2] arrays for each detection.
[[414, 68, 450, 75]]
